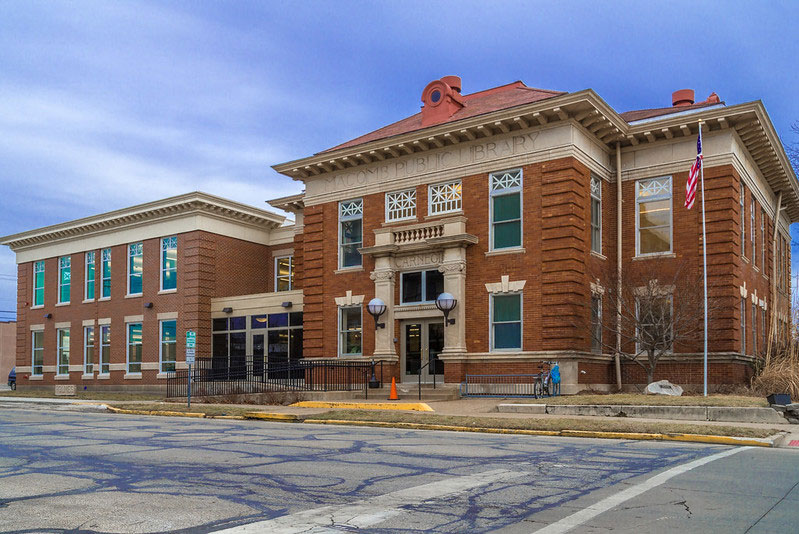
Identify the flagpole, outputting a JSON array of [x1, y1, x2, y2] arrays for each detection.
[[699, 120, 709, 396]]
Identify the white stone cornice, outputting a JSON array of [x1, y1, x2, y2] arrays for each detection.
[[485, 275, 526, 294], [335, 290, 364, 307]]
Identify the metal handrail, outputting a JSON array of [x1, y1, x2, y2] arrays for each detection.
[[416, 356, 438, 401]]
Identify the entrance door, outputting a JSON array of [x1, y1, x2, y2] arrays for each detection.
[[402, 319, 445, 383]]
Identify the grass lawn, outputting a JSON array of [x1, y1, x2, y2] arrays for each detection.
[[535, 394, 768, 407], [105, 403, 779, 439], [109, 402, 262, 417], [3, 390, 164, 402], [306, 410, 778, 438]]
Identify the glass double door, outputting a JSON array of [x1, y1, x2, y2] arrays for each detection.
[[402, 320, 444, 383]]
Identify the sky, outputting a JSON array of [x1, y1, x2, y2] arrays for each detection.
[[1, 0, 798, 320]]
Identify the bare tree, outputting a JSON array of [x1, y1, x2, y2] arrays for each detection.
[[787, 121, 799, 174], [585, 260, 719, 386]]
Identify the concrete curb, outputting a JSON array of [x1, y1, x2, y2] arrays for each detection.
[[291, 401, 434, 412], [302, 419, 779, 447], [243, 412, 300, 422], [499, 403, 787, 424], [106, 406, 205, 418]]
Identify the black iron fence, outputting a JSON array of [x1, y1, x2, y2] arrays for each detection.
[[166, 357, 382, 399]]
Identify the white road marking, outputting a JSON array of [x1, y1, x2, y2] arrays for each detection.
[[212, 468, 526, 534], [531, 446, 750, 534]]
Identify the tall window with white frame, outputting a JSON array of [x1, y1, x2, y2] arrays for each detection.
[[161, 236, 177, 291], [339, 199, 363, 269], [31, 330, 44, 376], [275, 256, 294, 291], [636, 177, 672, 255], [100, 325, 111, 374], [740, 297, 746, 354], [85, 251, 95, 300], [33, 260, 44, 307], [636, 296, 673, 354], [761, 210, 766, 270], [429, 180, 462, 215], [84, 326, 95, 375], [740, 184, 746, 258], [57, 328, 70, 375], [127, 323, 142, 374], [751, 199, 756, 268], [590, 175, 602, 254], [160, 320, 177, 373], [101, 248, 111, 298], [491, 293, 522, 351], [489, 169, 522, 250], [762, 308, 766, 352], [590, 294, 602, 353], [128, 243, 143, 295], [339, 306, 362, 356], [386, 189, 416, 222], [58, 256, 71, 304]]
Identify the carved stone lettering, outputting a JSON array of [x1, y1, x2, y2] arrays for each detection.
[[320, 131, 541, 194], [394, 252, 444, 270]]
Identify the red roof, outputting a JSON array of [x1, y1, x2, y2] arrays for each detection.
[[321, 81, 565, 153], [620, 100, 723, 122]]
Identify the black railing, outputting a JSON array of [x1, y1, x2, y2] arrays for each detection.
[[166, 357, 381, 399]]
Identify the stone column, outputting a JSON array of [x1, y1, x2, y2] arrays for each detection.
[[370, 255, 397, 360], [439, 247, 467, 357]]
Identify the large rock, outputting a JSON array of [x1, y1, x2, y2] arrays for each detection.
[[644, 380, 683, 396]]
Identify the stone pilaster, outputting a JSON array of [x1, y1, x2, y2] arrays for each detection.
[[370, 256, 397, 360], [439, 248, 467, 357]]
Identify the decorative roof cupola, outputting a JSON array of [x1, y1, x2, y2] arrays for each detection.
[[420, 76, 465, 127]]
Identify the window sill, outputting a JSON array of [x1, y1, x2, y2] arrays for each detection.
[[156, 372, 174, 379], [29, 375, 43, 381], [54, 374, 71, 380], [633, 252, 676, 261], [158, 289, 177, 295], [30, 304, 44, 310], [485, 247, 526, 257], [425, 210, 463, 220], [55, 302, 70, 307], [334, 267, 364, 275], [489, 348, 523, 353], [382, 218, 418, 227], [125, 294, 142, 299], [98, 297, 111, 302], [590, 250, 607, 260], [753, 266, 760, 273], [742, 256, 749, 263], [82, 299, 95, 304], [81, 373, 94, 379], [97, 373, 111, 380], [123, 373, 142, 380]]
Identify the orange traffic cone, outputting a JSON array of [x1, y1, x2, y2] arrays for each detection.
[[388, 377, 399, 400]]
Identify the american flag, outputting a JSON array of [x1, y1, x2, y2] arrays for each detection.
[[685, 128, 703, 209]]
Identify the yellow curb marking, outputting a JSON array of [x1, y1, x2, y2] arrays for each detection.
[[243, 412, 300, 422], [303, 420, 774, 447], [291, 401, 433, 412]]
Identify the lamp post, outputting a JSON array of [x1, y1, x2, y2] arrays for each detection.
[[366, 298, 387, 389], [435, 292, 457, 326]]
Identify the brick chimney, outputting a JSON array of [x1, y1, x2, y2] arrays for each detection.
[[672, 89, 695, 107], [421, 76, 464, 127]]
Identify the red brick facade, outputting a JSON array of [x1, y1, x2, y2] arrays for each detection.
[[14, 231, 272, 390]]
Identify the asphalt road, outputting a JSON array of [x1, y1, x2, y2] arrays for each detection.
[[0, 403, 797, 533]]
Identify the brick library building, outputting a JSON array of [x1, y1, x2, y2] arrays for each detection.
[[3, 76, 796, 394]]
